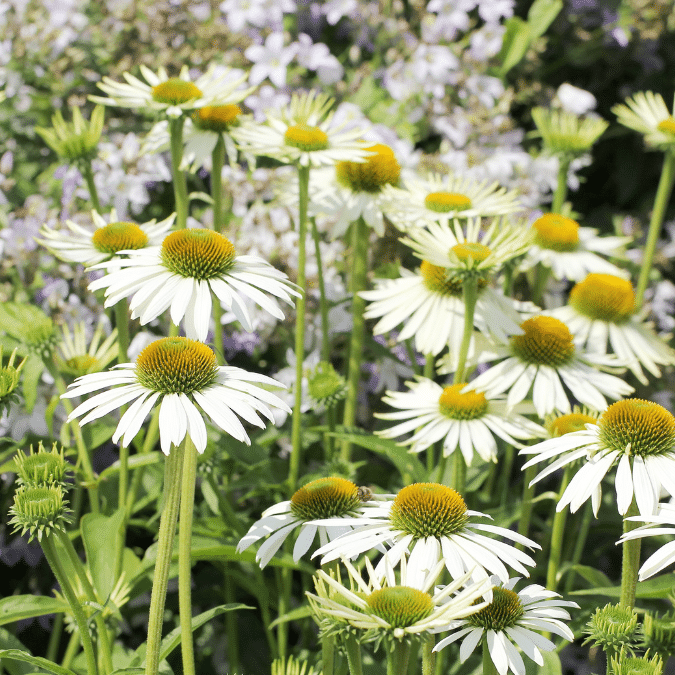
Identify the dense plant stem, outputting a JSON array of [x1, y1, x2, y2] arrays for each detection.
[[42, 534, 99, 675], [289, 164, 310, 492], [311, 217, 330, 363], [145, 441, 185, 675], [126, 408, 160, 513], [178, 436, 198, 675], [517, 464, 537, 548], [387, 641, 410, 675], [422, 636, 435, 675], [344, 635, 363, 675], [619, 500, 641, 609], [211, 136, 227, 362], [546, 465, 573, 591], [322, 634, 336, 675], [451, 451, 466, 495], [635, 150, 675, 307], [453, 275, 478, 383], [169, 117, 189, 229], [482, 639, 497, 675], [563, 500, 594, 594], [341, 217, 369, 461], [61, 632, 80, 669], [82, 160, 102, 212]]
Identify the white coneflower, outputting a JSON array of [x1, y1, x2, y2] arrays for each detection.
[[55, 320, 118, 377], [612, 91, 675, 151]]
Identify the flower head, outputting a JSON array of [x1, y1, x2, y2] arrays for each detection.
[[0, 347, 26, 415], [14, 442, 70, 488], [62, 336, 290, 455], [532, 106, 608, 158], [434, 577, 577, 675], [89, 228, 299, 341], [35, 105, 104, 163], [56, 320, 118, 377], [9, 484, 71, 542], [612, 91, 675, 151]]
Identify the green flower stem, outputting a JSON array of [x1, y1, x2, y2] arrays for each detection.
[[212, 292, 225, 364], [635, 150, 675, 308], [126, 408, 160, 514], [61, 629, 80, 669], [499, 445, 517, 507], [482, 639, 498, 675], [178, 436, 198, 675], [532, 265, 551, 308], [223, 563, 240, 674], [277, 566, 292, 660], [344, 635, 363, 675], [341, 217, 370, 462], [311, 216, 330, 364], [620, 500, 642, 609], [422, 635, 435, 675], [42, 534, 99, 675], [563, 499, 594, 594], [451, 451, 466, 496], [169, 117, 189, 229], [289, 164, 310, 492], [322, 634, 336, 675], [81, 159, 102, 213], [453, 275, 478, 384], [552, 157, 570, 213], [49, 363, 99, 513], [387, 640, 411, 675], [424, 355, 436, 474], [145, 440, 186, 675], [546, 465, 573, 592], [517, 464, 537, 548], [212, 134, 225, 234], [54, 529, 114, 675], [46, 614, 63, 664]]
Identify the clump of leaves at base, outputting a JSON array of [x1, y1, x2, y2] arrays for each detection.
[[14, 442, 70, 488], [0, 346, 26, 415], [610, 648, 663, 675], [583, 603, 638, 654]]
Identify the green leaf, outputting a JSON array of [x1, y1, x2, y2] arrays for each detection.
[[269, 605, 313, 629], [80, 422, 118, 454], [570, 572, 675, 599], [81, 509, 126, 601], [21, 354, 44, 413], [0, 650, 77, 675], [0, 629, 34, 675], [0, 303, 50, 340], [525, 650, 562, 675], [0, 595, 69, 626], [561, 564, 613, 589], [98, 452, 161, 481]]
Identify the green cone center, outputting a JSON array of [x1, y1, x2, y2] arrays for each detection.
[[366, 586, 434, 628], [468, 587, 524, 631], [161, 229, 236, 280]]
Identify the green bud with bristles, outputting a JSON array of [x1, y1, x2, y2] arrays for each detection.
[[0, 347, 26, 415], [307, 361, 347, 411], [271, 655, 320, 675], [532, 106, 608, 159], [9, 484, 71, 542], [640, 611, 675, 657], [14, 442, 70, 488], [35, 105, 104, 163], [583, 603, 638, 654], [610, 648, 663, 675]]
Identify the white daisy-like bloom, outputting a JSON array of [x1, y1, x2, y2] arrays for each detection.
[[307, 553, 492, 643], [36, 209, 175, 266], [520, 213, 630, 281], [467, 314, 634, 418], [311, 143, 401, 237], [233, 90, 370, 167], [552, 273, 675, 385], [375, 377, 545, 465], [521, 398, 675, 517], [313, 483, 539, 585], [90, 64, 253, 119], [619, 503, 675, 580], [62, 336, 290, 455], [361, 263, 529, 357], [56, 320, 118, 377], [612, 91, 675, 151], [88, 228, 300, 342], [380, 172, 523, 230], [237, 476, 387, 568], [433, 577, 577, 675]]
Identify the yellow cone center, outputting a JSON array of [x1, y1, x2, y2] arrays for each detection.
[[290, 476, 361, 520], [532, 213, 580, 252], [569, 273, 635, 323], [598, 398, 675, 458], [135, 337, 218, 394], [451, 243, 491, 264], [390, 483, 468, 539], [511, 316, 575, 367], [92, 222, 149, 254], [284, 124, 330, 152], [366, 586, 434, 628], [658, 116, 675, 134], [161, 229, 236, 280], [548, 412, 597, 437], [152, 78, 202, 105], [439, 384, 488, 420], [420, 260, 463, 296], [336, 144, 400, 193], [468, 587, 524, 631], [193, 104, 242, 132], [424, 191, 472, 213]]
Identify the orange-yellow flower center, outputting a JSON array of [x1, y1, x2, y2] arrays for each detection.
[[657, 116, 675, 135], [548, 412, 598, 437], [389, 483, 468, 538], [424, 191, 472, 213], [152, 78, 202, 105], [468, 587, 524, 631], [569, 273, 635, 323], [420, 260, 463, 296], [511, 316, 575, 367], [284, 124, 330, 152], [451, 243, 491, 264], [336, 144, 400, 193], [290, 477, 360, 520], [161, 229, 236, 280], [366, 586, 434, 628], [532, 213, 580, 252], [193, 104, 242, 132], [92, 222, 149, 254], [439, 384, 488, 420]]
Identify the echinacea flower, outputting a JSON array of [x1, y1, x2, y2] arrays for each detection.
[[521, 213, 630, 281], [434, 577, 577, 675], [37, 210, 175, 266], [90, 64, 253, 119], [375, 377, 545, 464], [62, 336, 290, 455], [531, 106, 608, 158], [381, 172, 522, 229], [88, 228, 299, 341], [307, 553, 492, 644], [467, 315, 634, 417], [55, 320, 118, 377], [35, 105, 104, 163], [237, 476, 385, 568], [314, 483, 538, 585], [521, 398, 675, 516], [612, 91, 675, 151], [553, 273, 675, 385], [233, 90, 370, 167]]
